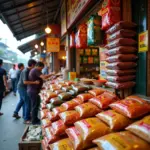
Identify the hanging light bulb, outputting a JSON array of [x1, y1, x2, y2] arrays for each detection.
[[43, 50, 46, 53], [35, 51, 37, 55], [35, 44, 38, 49], [40, 41, 44, 46], [45, 26, 51, 34]]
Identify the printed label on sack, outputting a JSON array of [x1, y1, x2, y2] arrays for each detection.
[[104, 110, 116, 117], [139, 117, 150, 130]]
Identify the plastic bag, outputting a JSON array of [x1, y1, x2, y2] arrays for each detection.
[[46, 92, 57, 103], [96, 110, 132, 131], [41, 103, 47, 110], [106, 54, 137, 63], [42, 138, 49, 150], [62, 86, 72, 92], [106, 69, 136, 76], [52, 106, 66, 117], [93, 131, 150, 150], [59, 111, 80, 125], [105, 38, 137, 50], [106, 62, 137, 70], [40, 109, 49, 119], [75, 117, 110, 141], [47, 111, 59, 122], [107, 29, 136, 42], [77, 93, 94, 102], [50, 97, 63, 106], [66, 127, 93, 150], [42, 118, 51, 128], [105, 46, 137, 56], [65, 81, 74, 86], [110, 98, 150, 118], [50, 138, 73, 150], [75, 102, 101, 118], [76, 24, 87, 49], [55, 90, 64, 95], [46, 103, 55, 110], [58, 93, 72, 101], [88, 88, 105, 96], [51, 119, 67, 136], [126, 95, 147, 102], [73, 86, 88, 93], [106, 75, 136, 82], [89, 91, 119, 109], [58, 83, 67, 88], [70, 32, 75, 48], [106, 21, 137, 35], [126, 115, 150, 143]]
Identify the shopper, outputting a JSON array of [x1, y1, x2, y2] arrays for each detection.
[[0, 59, 8, 116], [9, 64, 17, 96], [28, 62, 53, 124], [12, 63, 25, 119], [16, 59, 39, 124]]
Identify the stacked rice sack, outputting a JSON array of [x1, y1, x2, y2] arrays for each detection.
[[105, 21, 138, 89]]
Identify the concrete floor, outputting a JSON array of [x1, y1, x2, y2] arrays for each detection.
[[0, 92, 26, 150]]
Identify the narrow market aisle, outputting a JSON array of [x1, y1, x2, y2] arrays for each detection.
[[0, 92, 26, 150]]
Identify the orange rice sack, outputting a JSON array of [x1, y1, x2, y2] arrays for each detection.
[[45, 127, 60, 144], [54, 90, 64, 95], [47, 111, 59, 122], [88, 88, 105, 96], [93, 131, 150, 150], [66, 127, 93, 150], [40, 109, 49, 119], [51, 119, 67, 136], [96, 110, 132, 131], [126, 115, 150, 143], [89, 91, 119, 109], [126, 95, 147, 102], [59, 111, 80, 125], [42, 118, 51, 128], [61, 98, 83, 110], [74, 117, 110, 141], [49, 138, 74, 150], [75, 102, 101, 118], [58, 83, 67, 88], [77, 93, 94, 102], [110, 99, 150, 118], [50, 97, 63, 106], [46, 92, 57, 103], [52, 106, 66, 117]]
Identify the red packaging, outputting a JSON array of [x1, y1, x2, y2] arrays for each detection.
[[70, 32, 75, 48], [47, 111, 59, 122], [88, 88, 105, 96], [42, 118, 51, 128], [40, 109, 49, 119], [41, 103, 47, 110], [52, 106, 66, 117], [77, 93, 94, 102]]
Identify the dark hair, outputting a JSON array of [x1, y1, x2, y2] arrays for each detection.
[[36, 61, 44, 67], [28, 59, 37, 67], [18, 63, 24, 69], [0, 59, 3, 65]]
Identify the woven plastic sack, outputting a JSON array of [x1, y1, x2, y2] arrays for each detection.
[[126, 115, 150, 143], [52, 106, 66, 117], [106, 75, 136, 82], [105, 46, 137, 56], [110, 98, 150, 118], [50, 97, 63, 106], [70, 32, 75, 48], [77, 93, 94, 102], [106, 62, 137, 70], [75, 117, 110, 141], [106, 54, 137, 63], [50, 138, 73, 150], [42, 118, 51, 128], [93, 131, 150, 150], [106, 21, 137, 34], [107, 29, 136, 42], [66, 127, 93, 150], [89, 91, 119, 109], [40, 109, 49, 119], [47, 111, 59, 122], [106, 69, 136, 76], [59, 111, 80, 125], [88, 88, 105, 96], [96, 110, 132, 131], [58, 93, 72, 101], [105, 38, 137, 50], [75, 102, 101, 118]]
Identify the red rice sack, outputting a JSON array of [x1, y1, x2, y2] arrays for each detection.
[[106, 69, 136, 76], [52, 106, 66, 117], [51, 119, 67, 136], [59, 111, 80, 125], [66, 127, 93, 150], [105, 46, 137, 56], [126, 115, 150, 143], [45, 127, 60, 144], [50, 97, 63, 105], [49, 138, 73, 150], [40, 109, 49, 119], [47, 111, 59, 122], [61, 98, 83, 110], [75, 102, 101, 118], [96, 110, 132, 131], [77, 93, 94, 102], [93, 131, 150, 150], [75, 118, 110, 141], [42, 118, 51, 128], [105, 38, 137, 50], [110, 98, 150, 118], [107, 29, 136, 42], [106, 81, 136, 89], [46, 92, 57, 103], [58, 92, 72, 101], [88, 88, 105, 96], [106, 21, 137, 35], [106, 54, 137, 63], [41, 103, 47, 110], [106, 62, 137, 70], [89, 91, 119, 109], [106, 75, 136, 82], [126, 95, 147, 102]]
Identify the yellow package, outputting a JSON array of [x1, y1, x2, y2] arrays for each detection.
[[126, 115, 150, 143], [96, 110, 132, 131], [93, 131, 150, 150], [49, 138, 74, 150], [74, 117, 110, 141]]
